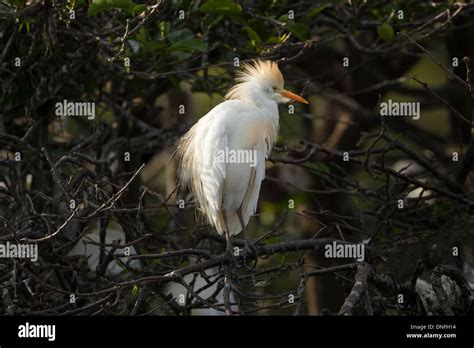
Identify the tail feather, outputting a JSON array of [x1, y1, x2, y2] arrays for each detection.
[[214, 210, 249, 236]]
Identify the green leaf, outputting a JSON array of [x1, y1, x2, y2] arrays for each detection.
[[169, 38, 206, 52], [132, 4, 146, 16], [305, 4, 330, 19], [131, 285, 139, 300], [377, 23, 394, 42], [370, 8, 383, 20], [266, 36, 280, 44], [136, 27, 165, 54], [244, 26, 261, 46], [159, 21, 171, 40], [199, 0, 241, 16], [146, 41, 166, 52], [18, 19, 30, 33], [88, 0, 135, 16], [137, 26, 150, 42], [167, 28, 193, 44], [278, 14, 289, 23], [287, 22, 311, 41], [201, 13, 223, 34]]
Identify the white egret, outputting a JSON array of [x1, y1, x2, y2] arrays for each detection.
[[67, 222, 142, 279], [175, 60, 308, 252]]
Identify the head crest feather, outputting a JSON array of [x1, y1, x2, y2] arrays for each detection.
[[225, 60, 283, 101]]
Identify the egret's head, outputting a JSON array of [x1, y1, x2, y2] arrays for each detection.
[[225, 60, 309, 105]]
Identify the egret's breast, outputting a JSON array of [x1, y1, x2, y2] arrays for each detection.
[[248, 119, 274, 148], [228, 117, 273, 150]]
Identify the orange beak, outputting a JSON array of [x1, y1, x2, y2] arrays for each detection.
[[279, 88, 309, 104]]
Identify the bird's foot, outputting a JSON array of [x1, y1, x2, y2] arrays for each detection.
[[242, 239, 258, 269]]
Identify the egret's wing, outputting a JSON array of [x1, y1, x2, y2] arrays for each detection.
[[193, 116, 228, 233], [240, 142, 266, 219]]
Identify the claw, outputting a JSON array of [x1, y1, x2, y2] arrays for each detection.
[[241, 239, 258, 270]]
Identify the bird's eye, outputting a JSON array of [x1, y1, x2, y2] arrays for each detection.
[[272, 86, 277, 91]]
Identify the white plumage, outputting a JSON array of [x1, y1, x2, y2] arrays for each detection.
[[67, 222, 142, 278], [175, 60, 308, 243]]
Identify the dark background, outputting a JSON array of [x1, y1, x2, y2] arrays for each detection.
[[0, 0, 473, 316]]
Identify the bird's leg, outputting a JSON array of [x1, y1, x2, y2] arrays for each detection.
[[220, 209, 234, 315], [220, 209, 238, 268], [237, 208, 257, 262], [223, 274, 233, 316], [221, 209, 233, 254]]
